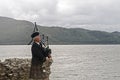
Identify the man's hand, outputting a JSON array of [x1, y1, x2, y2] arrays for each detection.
[[46, 57, 49, 61]]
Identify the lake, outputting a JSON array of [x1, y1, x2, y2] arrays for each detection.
[[0, 45, 120, 80]]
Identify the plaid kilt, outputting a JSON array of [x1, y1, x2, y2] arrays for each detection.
[[29, 63, 42, 79], [29, 58, 53, 79]]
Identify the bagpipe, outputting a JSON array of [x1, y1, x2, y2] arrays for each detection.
[[28, 22, 52, 58], [41, 34, 52, 58]]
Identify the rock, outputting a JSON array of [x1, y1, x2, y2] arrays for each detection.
[[0, 58, 31, 80]]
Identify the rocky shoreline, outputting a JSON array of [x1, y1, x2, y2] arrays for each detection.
[[0, 58, 31, 80]]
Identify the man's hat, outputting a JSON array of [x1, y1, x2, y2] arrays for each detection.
[[31, 32, 40, 38]]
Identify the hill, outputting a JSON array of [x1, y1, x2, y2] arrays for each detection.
[[0, 16, 120, 45]]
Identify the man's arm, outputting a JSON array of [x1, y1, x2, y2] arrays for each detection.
[[32, 46, 46, 62]]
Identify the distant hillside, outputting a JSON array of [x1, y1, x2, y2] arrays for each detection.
[[0, 16, 120, 45]]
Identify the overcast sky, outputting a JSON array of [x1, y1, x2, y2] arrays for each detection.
[[0, 0, 120, 32]]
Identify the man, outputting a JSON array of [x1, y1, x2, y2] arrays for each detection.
[[29, 32, 52, 80]]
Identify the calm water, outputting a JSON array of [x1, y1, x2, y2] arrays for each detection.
[[0, 45, 120, 80]]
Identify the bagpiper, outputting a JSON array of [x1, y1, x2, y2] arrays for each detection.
[[29, 32, 53, 80]]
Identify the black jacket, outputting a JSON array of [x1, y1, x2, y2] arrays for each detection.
[[31, 42, 46, 65]]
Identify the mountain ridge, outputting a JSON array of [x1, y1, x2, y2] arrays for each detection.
[[0, 16, 120, 45]]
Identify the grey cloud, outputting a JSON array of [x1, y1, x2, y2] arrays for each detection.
[[0, 0, 120, 32]]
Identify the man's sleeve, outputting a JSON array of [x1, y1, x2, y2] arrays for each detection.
[[32, 46, 46, 62]]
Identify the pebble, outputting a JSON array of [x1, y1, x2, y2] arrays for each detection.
[[0, 58, 31, 80]]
